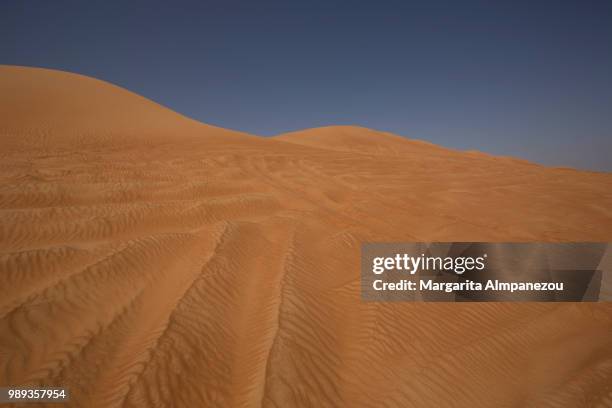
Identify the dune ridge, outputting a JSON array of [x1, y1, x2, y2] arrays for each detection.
[[1, 66, 612, 407]]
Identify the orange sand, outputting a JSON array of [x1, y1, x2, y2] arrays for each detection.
[[1, 66, 611, 407]]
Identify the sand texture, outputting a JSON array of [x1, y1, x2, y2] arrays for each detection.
[[1, 66, 612, 407]]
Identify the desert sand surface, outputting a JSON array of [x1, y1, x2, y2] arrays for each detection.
[[1, 65, 612, 408]]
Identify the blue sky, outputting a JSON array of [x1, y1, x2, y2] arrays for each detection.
[[2, 0, 611, 170]]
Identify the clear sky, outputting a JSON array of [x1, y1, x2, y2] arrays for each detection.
[[2, 0, 611, 171]]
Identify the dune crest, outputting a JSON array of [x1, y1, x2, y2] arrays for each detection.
[[1, 66, 611, 407], [0, 66, 255, 152], [277, 125, 446, 155]]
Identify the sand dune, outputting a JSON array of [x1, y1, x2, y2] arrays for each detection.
[[1, 65, 611, 407]]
